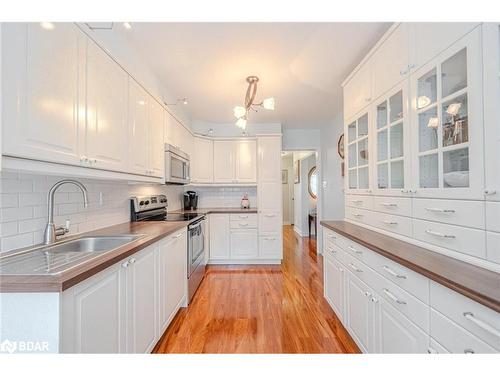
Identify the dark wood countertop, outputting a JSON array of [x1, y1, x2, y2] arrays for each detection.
[[321, 220, 500, 313], [0, 221, 189, 293], [171, 207, 258, 214]]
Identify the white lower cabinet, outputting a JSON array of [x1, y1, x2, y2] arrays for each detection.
[[230, 229, 258, 259], [209, 214, 231, 260], [324, 254, 345, 322]]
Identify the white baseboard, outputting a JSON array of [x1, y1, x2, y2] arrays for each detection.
[[293, 226, 303, 237], [208, 259, 282, 265]]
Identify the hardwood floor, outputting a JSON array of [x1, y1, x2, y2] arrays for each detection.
[[153, 225, 360, 353]]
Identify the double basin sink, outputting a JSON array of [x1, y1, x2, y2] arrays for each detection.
[[0, 235, 144, 275]]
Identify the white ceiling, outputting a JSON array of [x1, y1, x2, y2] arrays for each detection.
[[120, 22, 391, 129]]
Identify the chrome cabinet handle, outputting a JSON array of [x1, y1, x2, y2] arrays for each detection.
[[381, 203, 398, 207], [383, 265, 407, 279], [239, 215, 249, 219], [464, 349, 475, 354], [239, 223, 249, 226], [353, 213, 363, 217], [383, 288, 406, 305], [382, 220, 398, 225], [485, 190, 497, 196], [128, 257, 136, 264], [264, 237, 276, 241], [351, 200, 363, 204], [122, 261, 130, 268], [175, 233, 183, 238], [349, 245, 363, 255], [349, 263, 363, 273], [425, 207, 455, 213], [425, 230, 456, 239], [364, 291, 372, 298], [264, 214, 276, 217], [463, 312, 500, 338]]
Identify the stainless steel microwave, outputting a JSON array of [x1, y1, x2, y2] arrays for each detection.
[[165, 144, 190, 184]]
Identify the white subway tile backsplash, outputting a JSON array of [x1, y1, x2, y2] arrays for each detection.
[[1, 232, 34, 252], [1, 207, 33, 223], [190, 186, 257, 208]]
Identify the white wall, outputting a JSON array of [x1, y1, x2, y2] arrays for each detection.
[[283, 129, 321, 151], [281, 154, 294, 224], [185, 186, 257, 209], [293, 154, 317, 237]]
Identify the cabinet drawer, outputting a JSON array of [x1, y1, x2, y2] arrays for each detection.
[[346, 195, 373, 210], [229, 218, 258, 229], [413, 219, 486, 259], [259, 235, 282, 259], [345, 206, 372, 226], [230, 213, 257, 221], [342, 250, 377, 288], [428, 338, 450, 353], [413, 199, 485, 229], [486, 202, 500, 232], [370, 212, 412, 237], [323, 242, 346, 264], [430, 309, 497, 353], [372, 196, 412, 216], [487, 232, 500, 264], [258, 211, 281, 233], [430, 282, 500, 350]]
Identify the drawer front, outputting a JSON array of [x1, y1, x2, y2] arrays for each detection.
[[430, 282, 500, 350], [430, 309, 497, 353], [487, 231, 500, 264], [413, 219, 486, 259], [486, 202, 500, 232], [346, 194, 373, 210], [370, 211, 412, 237], [429, 338, 450, 353], [341, 248, 375, 287], [230, 213, 257, 221], [413, 198, 485, 229], [258, 211, 281, 233], [230, 216, 258, 229], [259, 235, 282, 259], [372, 196, 412, 216], [345, 206, 372, 226], [324, 242, 347, 264]]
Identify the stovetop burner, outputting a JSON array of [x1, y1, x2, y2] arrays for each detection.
[[130, 195, 202, 223], [163, 213, 199, 222]]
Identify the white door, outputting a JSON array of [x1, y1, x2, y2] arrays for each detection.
[[192, 137, 214, 183], [375, 296, 429, 353], [127, 79, 149, 175], [85, 39, 128, 172], [148, 97, 165, 178], [126, 245, 157, 353], [230, 229, 258, 259], [213, 140, 236, 183], [258, 136, 282, 182], [62, 262, 126, 353], [324, 255, 345, 321], [410, 28, 484, 200], [235, 140, 257, 183], [2, 23, 82, 165], [209, 214, 231, 260]]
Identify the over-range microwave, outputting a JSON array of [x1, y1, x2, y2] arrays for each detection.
[[165, 144, 190, 184]]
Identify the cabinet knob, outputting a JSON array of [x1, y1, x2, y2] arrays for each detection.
[[128, 257, 136, 264], [122, 261, 129, 268]]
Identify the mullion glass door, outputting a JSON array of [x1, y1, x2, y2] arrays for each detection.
[[347, 113, 370, 192]]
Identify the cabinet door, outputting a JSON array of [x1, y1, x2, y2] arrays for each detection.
[[375, 297, 429, 353], [62, 262, 126, 353], [127, 79, 149, 175], [258, 136, 282, 182], [373, 84, 411, 196], [345, 111, 372, 194], [324, 255, 345, 321], [344, 60, 372, 120], [230, 229, 258, 259], [410, 28, 484, 200], [235, 140, 257, 183], [345, 270, 376, 353], [259, 235, 282, 259], [85, 39, 129, 172], [209, 214, 231, 260], [372, 24, 410, 100], [148, 97, 165, 178], [258, 181, 282, 211], [126, 244, 157, 353], [213, 140, 236, 183], [179, 123, 193, 159], [192, 137, 214, 183], [2, 23, 82, 165]]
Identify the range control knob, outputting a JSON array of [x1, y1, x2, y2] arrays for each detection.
[[139, 201, 145, 206], [145, 200, 150, 205]]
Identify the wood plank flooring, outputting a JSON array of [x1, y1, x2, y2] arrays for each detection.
[[153, 225, 359, 353]]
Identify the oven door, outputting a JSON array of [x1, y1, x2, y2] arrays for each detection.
[[165, 152, 190, 184], [188, 218, 205, 276]]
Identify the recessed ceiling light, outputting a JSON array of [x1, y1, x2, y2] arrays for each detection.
[[123, 22, 132, 30], [40, 22, 55, 31]]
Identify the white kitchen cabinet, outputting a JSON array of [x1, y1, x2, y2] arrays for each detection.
[[258, 235, 282, 259], [410, 28, 484, 200], [148, 97, 165, 178], [2, 23, 83, 166], [213, 140, 256, 184], [345, 110, 372, 194], [372, 23, 410, 101], [324, 253, 345, 322], [230, 229, 258, 259], [165, 113, 192, 157], [235, 140, 257, 182], [85, 39, 129, 172], [209, 214, 231, 260], [213, 140, 236, 183], [158, 230, 187, 335], [191, 136, 214, 183], [344, 59, 372, 121], [257, 135, 282, 182], [127, 79, 150, 175]]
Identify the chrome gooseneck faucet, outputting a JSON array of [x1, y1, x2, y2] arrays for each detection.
[[44, 179, 89, 245]]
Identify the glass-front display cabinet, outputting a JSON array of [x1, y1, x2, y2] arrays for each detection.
[[373, 85, 411, 196], [410, 27, 484, 200], [346, 111, 371, 194]]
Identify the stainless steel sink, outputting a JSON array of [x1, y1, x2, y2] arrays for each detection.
[[0, 235, 145, 275]]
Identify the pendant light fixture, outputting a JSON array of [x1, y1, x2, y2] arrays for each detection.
[[233, 76, 275, 129]]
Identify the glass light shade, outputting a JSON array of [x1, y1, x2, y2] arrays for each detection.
[[40, 22, 55, 30], [427, 117, 439, 128], [417, 95, 431, 109], [123, 22, 132, 29], [262, 97, 275, 110], [446, 102, 462, 116], [233, 106, 247, 119], [236, 117, 247, 129]]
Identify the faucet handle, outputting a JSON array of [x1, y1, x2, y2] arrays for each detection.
[[64, 219, 71, 232]]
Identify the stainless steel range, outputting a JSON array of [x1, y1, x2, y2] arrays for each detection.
[[130, 195, 206, 303]]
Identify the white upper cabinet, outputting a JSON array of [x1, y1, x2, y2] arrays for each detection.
[[372, 24, 410, 100], [346, 110, 371, 194], [148, 97, 165, 178], [344, 60, 372, 120], [213, 140, 257, 184], [85, 39, 129, 172], [192, 137, 214, 183], [257, 136, 282, 182], [2, 23, 82, 165], [127, 79, 150, 175], [235, 140, 257, 183], [410, 28, 484, 200], [213, 140, 236, 183], [165, 113, 192, 157]]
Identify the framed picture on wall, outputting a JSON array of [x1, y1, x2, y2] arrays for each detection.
[[282, 169, 288, 184], [294, 160, 300, 184]]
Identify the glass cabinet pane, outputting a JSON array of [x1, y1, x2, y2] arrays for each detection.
[[377, 130, 387, 161], [358, 114, 368, 137], [390, 122, 404, 158], [442, 48, 467, 98], [348, 122, 356, 142], [348, 143, 357, 168], [443, 148, 469, 188], [358, 167, 369, 189], [419, 153, 439, 188], [348, 169, 357, 189], [418, 107, 438, 152], [417, 68, 437, 109], [442, 94, 468, 147], [389, 91, 403, 123], [377, 101, 387, 129], [390, 160, 404, 189], [378, 163, 388, 189], [358, 138, 368, 166]]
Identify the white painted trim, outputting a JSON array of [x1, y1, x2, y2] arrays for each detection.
[[208, 259, 281, 265], [293, 225, 303, 237], [193, 134, 257, 141]]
